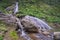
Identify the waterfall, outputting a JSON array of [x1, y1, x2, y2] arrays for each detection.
[[16, 17, 32, 40], [13, 2, 32, 40], [21, 15, 53, 40], [13, 2, 18, 14], [24, 15, 52, 30], [13, 1, 53, 40]]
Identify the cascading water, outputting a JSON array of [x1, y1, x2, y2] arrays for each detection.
[[24, 15, 52, 30], [13, 1, 32, 40], [21, 15, 54, 40], [13, 1, 53, 40], [16, 17, 32, 40], [13, 2, 18, 14], [21, 31, 31, 40]]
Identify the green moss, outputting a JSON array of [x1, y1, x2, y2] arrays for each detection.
[[10, 31, 18, 40], [0, 35, 3, 40]]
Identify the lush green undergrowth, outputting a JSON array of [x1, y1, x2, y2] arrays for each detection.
[[0, 0, 60, 23], [0, 0, 60, 39], [0, 0, 60, 30], [18, 2, 60, 23]]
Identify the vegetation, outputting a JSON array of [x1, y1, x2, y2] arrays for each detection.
[[0, 0, 60, 23], [0, 0, 60, 40], [9, 31, 19, 40], [0, 35, 3, 40]]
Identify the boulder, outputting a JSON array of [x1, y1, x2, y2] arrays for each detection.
[[54, 32, 60, 40], [20, 15, 54, 40], [0, 13, 54, 40], [21, 15, 53, 33]]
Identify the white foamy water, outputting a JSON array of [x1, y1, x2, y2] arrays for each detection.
[[16, 17, 31, 40], [24, 15, 52, 30], [21, 31, 31, 40], [14, 2, 18, 14], [23, 15, 53, 40]]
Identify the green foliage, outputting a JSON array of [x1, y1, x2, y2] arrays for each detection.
[[0, 35, 3, 40], [0, 0, 60, 32], [10, 31, 18, 40], [18, 1, 60, 23]]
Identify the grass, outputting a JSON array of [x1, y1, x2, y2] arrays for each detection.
[[18, 2, 60, 23], [0, 1, 60, 23], [0, 0, 60, 29]]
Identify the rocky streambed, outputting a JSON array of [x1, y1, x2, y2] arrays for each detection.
[[0, 13, 54, 40]]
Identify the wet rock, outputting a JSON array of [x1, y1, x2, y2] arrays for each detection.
[[21, 15, 52, 32], [54, 32, 60, 40], [0, 14, 54, 40], [24, 27, 38, 33], [21, 16, 38, 33], [20, 15, 54, 40], [28, 33, 53, 40]]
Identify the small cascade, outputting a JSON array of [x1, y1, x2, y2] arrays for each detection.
[[0, 0, 54, 39], [16, 17, 32, 40], [21, 31, 31, 40], [21, 15, 54, 40], [12, 2, 53, 40], [12, 2, 32, 40], [13, 2, 18, 14], [24, 15, 52, 30]]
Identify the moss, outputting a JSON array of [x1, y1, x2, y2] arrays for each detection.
[[0, 35, 3, 40], [9, 31, 18, 40]]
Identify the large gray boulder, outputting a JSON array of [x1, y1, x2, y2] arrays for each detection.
[[21, 15, 53, 32], [20, 15, 54, 40]]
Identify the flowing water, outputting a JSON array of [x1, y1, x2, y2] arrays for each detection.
[[23, 15, 54, 40], [14, 2, 53, 40], [24, 15, 52, 30], [16, 15, 53, 40], [14, 2, 18, 14], [11, 3, 32, 40], [16, 17, 32, 40]]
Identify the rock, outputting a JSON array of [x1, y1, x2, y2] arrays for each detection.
[[42, 31, 50, 35], [21, 15, 52, 33], [21, 16, 38, 33], [0, 13, 17, 26], [24, 27, 38, 33], [20, 15, 54, 40], [0, 13, 54, 40], [28, 33, 53, 40], [54, 32, 60, 40]]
